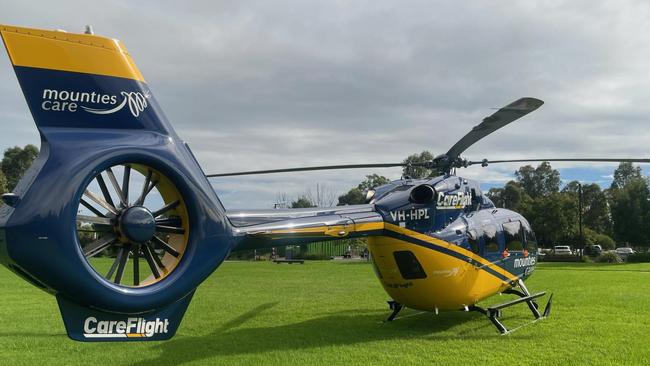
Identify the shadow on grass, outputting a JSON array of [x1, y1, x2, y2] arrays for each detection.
[[0, 332, 66, 338], [130, 303, 528, 365]]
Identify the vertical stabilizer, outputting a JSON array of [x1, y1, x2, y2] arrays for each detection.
[[0, 25, 174, 134]]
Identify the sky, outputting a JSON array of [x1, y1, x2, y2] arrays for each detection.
[[1, 1, 649, 209]]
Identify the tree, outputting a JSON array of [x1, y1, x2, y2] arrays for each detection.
[[588, 229, 616, 250], [357, 174, 390, 191], [611, 162, 642, 190], [1, 144, 39, 191], [338, 174, 390, 206], [291, 196, 315, 208], [0, 170, 6, 196], [524, 192, 578, 247], [514, 161, 560, 198], [593, 232, 615, 250], [303, 183, 337, 207], [486, 181, 529, 210], [486, 187, 505, 207], [562, 181, 612, 234], [609, 177, 650, 247], [338, 188, 365, 205], [402, 151, 436, 179]]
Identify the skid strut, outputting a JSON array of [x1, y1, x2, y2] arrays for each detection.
[[385, 300, 403, 322], [470, 280, 553, 334]]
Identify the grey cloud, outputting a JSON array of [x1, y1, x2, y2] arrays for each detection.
[[1, 1, 649, 208]]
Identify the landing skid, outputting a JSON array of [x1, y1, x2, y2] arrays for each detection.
[[383, 280, 552, 332], [470, 280, 553, 335]]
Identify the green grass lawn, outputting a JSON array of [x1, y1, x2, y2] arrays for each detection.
[[0, 260, 649, 365]]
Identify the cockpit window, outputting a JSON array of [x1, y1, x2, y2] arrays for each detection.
[[503, 221, 524, 251], [524, 227, 538, 252], [482, 196, 496, 209], [468, 188, 481, 212], [483, 225, 499, 253]]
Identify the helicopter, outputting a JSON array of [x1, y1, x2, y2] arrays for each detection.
[[1, 24, 649, 341]]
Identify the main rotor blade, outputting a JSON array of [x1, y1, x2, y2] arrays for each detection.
[[445, 97, 544, 161], [469, 158, 650, 167], [206, 163, 411, 177]]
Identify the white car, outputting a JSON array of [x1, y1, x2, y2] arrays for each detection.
[[553, 245, 573, 255], [615, 247, 635, 256]]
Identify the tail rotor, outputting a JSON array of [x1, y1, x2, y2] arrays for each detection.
[[76, 164, 189, 287]]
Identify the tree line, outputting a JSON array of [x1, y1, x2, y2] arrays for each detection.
[[486, 161, 649, 249], [2, 145, 648, 252], [332, 152, 649, 250]]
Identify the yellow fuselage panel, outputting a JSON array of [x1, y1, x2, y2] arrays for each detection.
[[368, 236, 509, 311]]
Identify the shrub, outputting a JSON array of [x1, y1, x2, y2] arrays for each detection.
[[593, 233, 615, 250], [596, 252, 622, 263], [627, 252, 650, 263], [580, 255, 594, 263]]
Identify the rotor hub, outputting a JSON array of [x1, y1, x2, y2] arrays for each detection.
[[119, 206, 156, 243]]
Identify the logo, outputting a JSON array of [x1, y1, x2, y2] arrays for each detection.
[[83, 316, 169, 338], [436, 191, 472, 210], [40, 89, 149, 117], [513, 256, 537, 269], [430, 267, 460, 277]]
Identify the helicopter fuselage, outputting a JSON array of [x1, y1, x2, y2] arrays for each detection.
[[229, 174, 539, 312], [368, 174, 538, 311]]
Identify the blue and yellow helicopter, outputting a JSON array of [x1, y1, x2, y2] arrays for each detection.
[[1, 24, 648, 341]]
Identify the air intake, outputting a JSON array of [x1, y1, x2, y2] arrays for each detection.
[[409, 184, 435, 204]]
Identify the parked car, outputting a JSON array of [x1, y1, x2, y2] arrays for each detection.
[[615, 247, 635, 254], [584, 245, 603, 256], [615, 247, 635, 260], [553, 245, 573, 255]]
